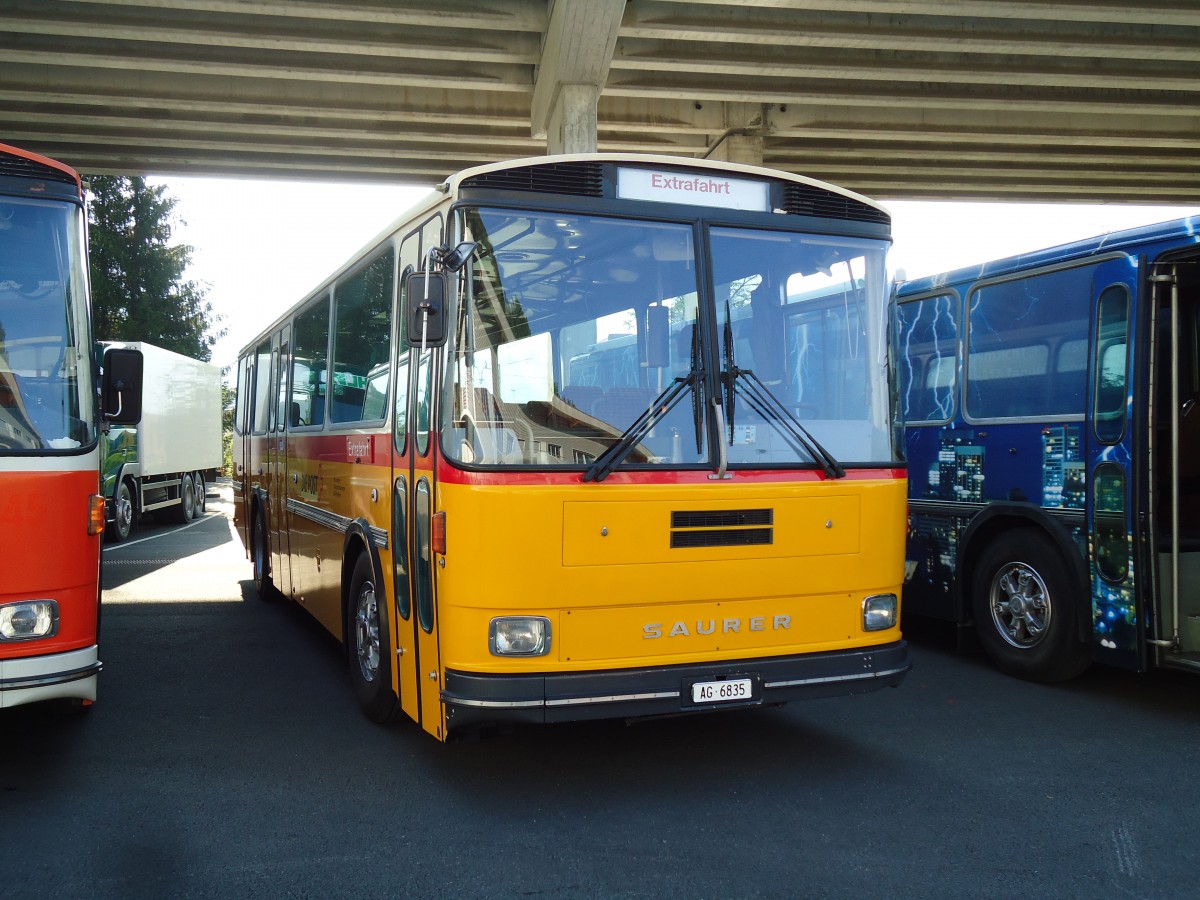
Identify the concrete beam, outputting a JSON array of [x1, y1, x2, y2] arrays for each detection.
[[531, 0, 625, 150]]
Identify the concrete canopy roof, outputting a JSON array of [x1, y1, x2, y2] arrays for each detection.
[[2, 0, 1198, 201]]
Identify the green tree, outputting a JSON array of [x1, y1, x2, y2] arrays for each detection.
[[87, 175, 224, 361]]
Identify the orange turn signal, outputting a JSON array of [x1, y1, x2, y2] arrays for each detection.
[[431, 511, 446, 556], [88, 494, 105, 536]]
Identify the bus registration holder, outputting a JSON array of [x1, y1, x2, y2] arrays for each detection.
[[690, 676, 755, 705]]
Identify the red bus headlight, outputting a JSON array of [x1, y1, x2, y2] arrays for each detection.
[[0, 600, 60, 641]]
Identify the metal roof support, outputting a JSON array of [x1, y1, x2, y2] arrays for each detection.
[[703, 103, 765, 166]]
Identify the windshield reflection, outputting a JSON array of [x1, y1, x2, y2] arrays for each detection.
[[0, 197, 94, 452], [440, 207, 895, 471]]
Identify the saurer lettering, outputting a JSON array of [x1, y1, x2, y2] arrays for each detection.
[[643, 615, 791, 639]]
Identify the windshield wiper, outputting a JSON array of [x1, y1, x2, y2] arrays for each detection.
[[719, 305, 843, 479], [729, 366, 845, 478], [583, 322, 705, 483]]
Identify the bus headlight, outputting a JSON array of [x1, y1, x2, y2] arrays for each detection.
[[0, 600, 60, 641], [862, 594, 898, 632], [489, 617, 551, 657]]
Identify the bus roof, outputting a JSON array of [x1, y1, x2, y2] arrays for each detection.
[[441, 152, 889, 218], [895, 215, 1200, 297], [0, 142, 83, 193]]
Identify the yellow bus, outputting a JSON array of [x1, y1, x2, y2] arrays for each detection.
[[232, 154, 910, 741]]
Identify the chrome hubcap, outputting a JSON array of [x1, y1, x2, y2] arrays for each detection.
[[354, 583, 380, 683], [990, 562, 1051, 649]]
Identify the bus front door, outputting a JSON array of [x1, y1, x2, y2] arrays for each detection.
[[1149, 250, 1200, 667], [268, 326, 293, 599], [391, 349, 441, 736]]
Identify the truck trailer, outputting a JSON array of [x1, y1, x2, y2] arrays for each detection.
[[100, 341, 222, 542]]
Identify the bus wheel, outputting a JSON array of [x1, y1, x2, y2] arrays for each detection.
[[252, 512, 275, 600], [347, 553, 400, 723], [106, 480, 135, 543], [176, 473, 196, 524], [971, 529, 1091, 683]]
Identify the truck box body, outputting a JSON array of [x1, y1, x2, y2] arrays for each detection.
[[100, 341, 222, 540], [130, 342, 222, 476]]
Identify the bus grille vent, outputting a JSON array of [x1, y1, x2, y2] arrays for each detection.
[[781, 184, 889, 225], [0, 155, 76, 186], [462, 162, 605, 197], [671, 528, 773, 549], [670, 508, 774, 548]]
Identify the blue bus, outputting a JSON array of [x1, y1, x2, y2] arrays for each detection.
[[893, 217, 1200, 681]]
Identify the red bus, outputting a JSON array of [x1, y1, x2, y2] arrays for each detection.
[[0, 143, 140, 711]]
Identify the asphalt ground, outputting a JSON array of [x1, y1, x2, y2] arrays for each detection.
[[3, 481, 1199, 899]]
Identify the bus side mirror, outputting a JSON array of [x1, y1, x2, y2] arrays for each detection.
[[406, 270, 448, 348], [102, 346, 143, 425]]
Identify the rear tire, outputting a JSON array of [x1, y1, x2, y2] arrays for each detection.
[[971, 529, 1091, 682], [347, 553, 401, 723], [194, 472, 206, 515]]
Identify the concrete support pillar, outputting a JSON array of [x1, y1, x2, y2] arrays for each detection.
[[547, 83, 601, 155]]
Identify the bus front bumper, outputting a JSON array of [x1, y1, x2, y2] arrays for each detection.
[[0, 645, 101, 709], [443, 640, 909, 733]]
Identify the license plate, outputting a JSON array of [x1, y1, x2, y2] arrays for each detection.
[[691, 677, 752, 704]]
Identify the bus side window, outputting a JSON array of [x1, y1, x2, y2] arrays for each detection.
[[234, 355, 250, 435], [293, 294, 331, 428], [331, 248, 395, 424], [251, 339, 272, 435], [895, 294, 957, 423], [1094, 285, 1129, 444], [966, 268, 1090, 420]]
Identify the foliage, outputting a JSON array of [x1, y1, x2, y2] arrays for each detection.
[[221, 378, 236, 475], [86, 176, 224, 361]]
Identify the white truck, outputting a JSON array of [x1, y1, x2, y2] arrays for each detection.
[[100, 341, 223, 542]]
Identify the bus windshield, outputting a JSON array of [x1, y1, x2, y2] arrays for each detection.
[[0, 196, 95, 453], [442, 205, 892, 470]]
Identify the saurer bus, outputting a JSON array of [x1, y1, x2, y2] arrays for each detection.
[[0, 142, 140, 710], [894, 216, 1200, 681], [233, 154, 910, 740]]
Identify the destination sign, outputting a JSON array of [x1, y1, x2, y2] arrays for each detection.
[[617, 167, 770, 212]]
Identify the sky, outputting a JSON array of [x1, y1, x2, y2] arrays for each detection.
[[150, 175, 1200, 375]]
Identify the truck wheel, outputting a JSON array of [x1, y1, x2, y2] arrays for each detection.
[[252, 512, 275, 600], [970, 529, 1091, 683], [106, 480, 135, 543], [347, 553, 400, 723], [175, 473, 195, 524], [193, 472, 206, 515]]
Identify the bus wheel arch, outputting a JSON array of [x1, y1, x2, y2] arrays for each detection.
[[250, 492, 274, 599], [342, 530, 401, 723], [960, 513, 1091, 682]]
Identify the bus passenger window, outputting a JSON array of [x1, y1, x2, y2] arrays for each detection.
[[331, 249, 395, 424], [966, 267, 1091, 420], [895, 294, 957, 423], [1094, 285, 1129, 444], [251, 339, 271, 435], [293, 296, 330, 427]]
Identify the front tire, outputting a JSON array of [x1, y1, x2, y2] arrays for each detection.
[[971, 529, 1091, 682], [347, 553, 400, 723], [106, 480, 135, 543], [175, 473, 195, 524]]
